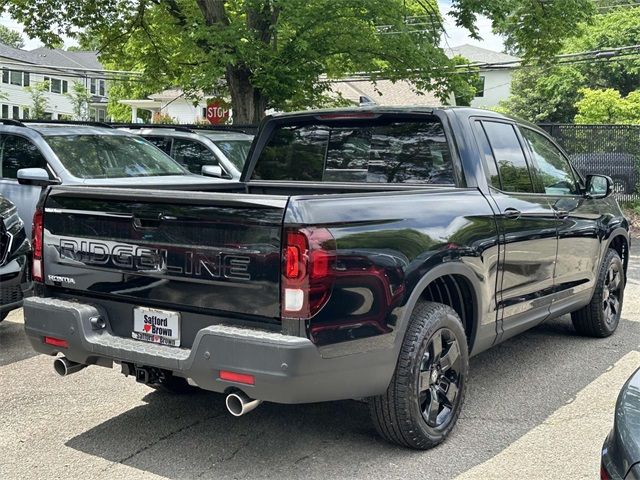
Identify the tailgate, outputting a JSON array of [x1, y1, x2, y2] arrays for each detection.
[[42, 187, 286, 321]]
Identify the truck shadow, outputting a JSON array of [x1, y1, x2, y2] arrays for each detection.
[[0, 314, 39, 366], [66, 314, 640, 480]]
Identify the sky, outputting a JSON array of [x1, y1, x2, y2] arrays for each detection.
[[0, 2, 504, 53], [437, 0, 505, 52]]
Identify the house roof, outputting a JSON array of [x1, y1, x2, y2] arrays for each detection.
[[29, 47, 102, 70], [0, 42, 38, 64], [446, 44, 519, 65], [0, 42, 103, 70], [329, 79, 445, 107]]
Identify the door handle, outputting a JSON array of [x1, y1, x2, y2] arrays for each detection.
[[503, 207, 521, 219]]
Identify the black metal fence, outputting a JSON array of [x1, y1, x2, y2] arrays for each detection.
[[539, 123, 640, 203]]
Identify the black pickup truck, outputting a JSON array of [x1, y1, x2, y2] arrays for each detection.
[[23, 107, 629, 449]]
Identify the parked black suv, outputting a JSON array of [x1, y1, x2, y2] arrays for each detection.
[[0, 195, 31, 321]]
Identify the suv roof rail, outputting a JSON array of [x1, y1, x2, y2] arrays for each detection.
[[0, 119, 26, 127], [109, 123, 257, 135], [110, 123, 194, 133], [20, 119, 114, 129], [188, 125, 255, 135]]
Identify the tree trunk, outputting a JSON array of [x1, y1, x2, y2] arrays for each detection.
[[226, 64, 267, 125], [195, 0, 274, 124]]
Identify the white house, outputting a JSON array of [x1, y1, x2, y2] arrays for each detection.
[[0, 43, 108, 121], [119, 89, 212, 124], [446, 44, 520, 108]]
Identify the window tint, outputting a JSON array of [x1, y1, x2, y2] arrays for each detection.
[[473, 121, 500, 187], [172, 139, 219, 174], [145, 136, 173, 155], [0, 135, 48, 179], [482, 121, 533, 193], [252, 119, 454, 184], [520, 128, 579, 196]]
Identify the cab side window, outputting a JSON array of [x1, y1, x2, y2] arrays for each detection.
[[481, 121, 534, 193], [172, 139, 219, 175], [520, 127, 579, 196], [0, 135, 48, 179]]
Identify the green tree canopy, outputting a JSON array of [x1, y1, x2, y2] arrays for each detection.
[[4, 0, 594, 123], [501, 5, 640, 123], [574, 88, 640, 124], [0, 24, 24, 49]]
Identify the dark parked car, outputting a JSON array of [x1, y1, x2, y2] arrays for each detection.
[[571, 152, 638, 195], [23, 107, 629, 449], [602, 368, 640, 479], [0, 195, 31, 322]]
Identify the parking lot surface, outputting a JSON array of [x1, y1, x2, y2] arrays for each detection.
[[2, 255, 640, 480]]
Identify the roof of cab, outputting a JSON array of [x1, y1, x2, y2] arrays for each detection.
[[267, 105, 511, 121]]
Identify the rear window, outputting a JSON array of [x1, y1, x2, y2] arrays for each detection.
[[252, 118, 454, 184]]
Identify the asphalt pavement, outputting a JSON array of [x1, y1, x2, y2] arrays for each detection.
[[2, 256, 640, 479]]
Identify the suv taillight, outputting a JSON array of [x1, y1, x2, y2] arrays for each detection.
[[32, 208, 43, 282], [282, 227, 336, 319]]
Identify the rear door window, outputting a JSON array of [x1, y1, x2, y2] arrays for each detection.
[[172, 139, 219, 175], [252, 118, 455, 184], [481, 121, 534, 193], [0, 134, 48, 179]]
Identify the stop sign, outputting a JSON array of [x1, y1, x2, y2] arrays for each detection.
[[206, 101, 231, 125]]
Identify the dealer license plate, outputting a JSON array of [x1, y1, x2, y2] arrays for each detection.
[[132, 307, 181, 347]]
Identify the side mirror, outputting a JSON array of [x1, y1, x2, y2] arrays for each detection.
[[201, 165, 223, 178], [17, 168, 59, 187], [585, 174, 613, 199]]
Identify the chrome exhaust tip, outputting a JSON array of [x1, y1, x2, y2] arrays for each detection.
[[225, 391, 262, 417], [53, 357, 87, 377]]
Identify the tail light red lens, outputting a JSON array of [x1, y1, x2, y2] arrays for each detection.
[[32, 208, 43, 283], [282, 227, 336, 319]]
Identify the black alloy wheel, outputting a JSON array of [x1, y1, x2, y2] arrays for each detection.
[[572, 248, 625, 338], [602, 262, 623, 326], [418, 328, 462, 428], [369, 301, 469, 449]]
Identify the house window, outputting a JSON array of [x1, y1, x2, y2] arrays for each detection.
[[10, 70, 22, 86], [475, 76, 486, 98], [12, 106, 19, 119], [1, 105, 8, 118], [23, 107, 30, 119], [97, 109, 106, 122], [44, 76, 68, 94], [1, 70, 29, 87], [90, 78, 106, 96]]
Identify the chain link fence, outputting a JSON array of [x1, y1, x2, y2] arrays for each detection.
[[539, 124, 640, 203]]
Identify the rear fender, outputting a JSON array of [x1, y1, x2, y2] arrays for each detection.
[[392, 261, 485, 358]]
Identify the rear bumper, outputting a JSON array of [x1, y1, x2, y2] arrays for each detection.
[[0, 256, 32, 315], [23, 297, 395, 404]]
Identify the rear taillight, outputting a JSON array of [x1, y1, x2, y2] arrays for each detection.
[[32, 208, 43, 283], [282, 227, 336, 319]]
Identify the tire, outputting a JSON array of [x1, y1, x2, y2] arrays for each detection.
[[571, 248, 625, 338], [149, 375, 199, 394], [369, 301, 469, 449]]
